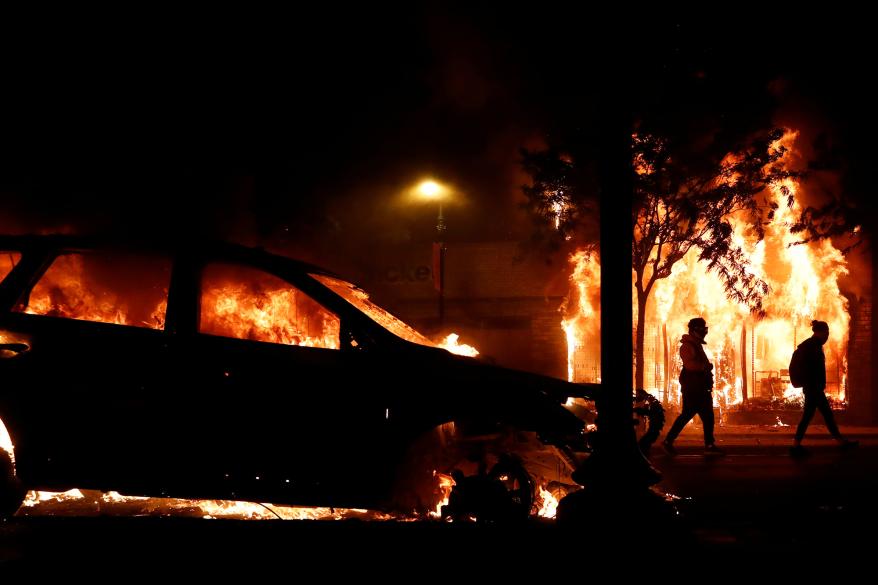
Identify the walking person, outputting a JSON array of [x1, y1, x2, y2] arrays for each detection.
[[662, 318, 724, 455], [789, 320, 858, 456]]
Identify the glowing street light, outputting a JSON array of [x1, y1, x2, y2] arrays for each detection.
[[415, 179, 449, 326], [415, 180, 448, 236]]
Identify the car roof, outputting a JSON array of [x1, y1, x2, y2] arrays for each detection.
[[0, 234, 345, 281]]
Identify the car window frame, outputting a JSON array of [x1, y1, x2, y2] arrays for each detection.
[[7, 247, 174, 334]]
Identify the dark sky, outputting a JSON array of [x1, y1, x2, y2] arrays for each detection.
[[0, 10, 871, 269]]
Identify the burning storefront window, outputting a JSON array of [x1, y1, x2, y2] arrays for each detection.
[[15, 252, 170, 329], [200, 264, 340, 348]]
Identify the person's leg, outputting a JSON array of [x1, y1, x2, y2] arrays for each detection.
[[794, 393, 818, 445], [812, 392, 841, 438], [664, 407, 696, 444], [665, 389, 698, 445], [813, 392, 857, 446], [698, 392, 716, 446]]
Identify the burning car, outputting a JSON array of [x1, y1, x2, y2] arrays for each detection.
[[0, 235, 595, 520]]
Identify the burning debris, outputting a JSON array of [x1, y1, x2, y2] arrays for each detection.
[[18, 489, 401, 521], [18, 475, 561, 522]]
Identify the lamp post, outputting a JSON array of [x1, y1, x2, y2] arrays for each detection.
[[416, 180, 448, 328]]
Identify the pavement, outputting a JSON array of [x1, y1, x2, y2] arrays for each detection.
[[1, 423, 876, 573], [649, 424, 878, 558]]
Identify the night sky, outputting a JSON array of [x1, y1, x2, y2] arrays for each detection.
[[0, 10, 871, 271]]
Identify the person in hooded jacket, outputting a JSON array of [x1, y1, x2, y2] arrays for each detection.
[[662, 317, 724, 455]]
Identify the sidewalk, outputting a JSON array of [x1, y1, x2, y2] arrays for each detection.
[[651, 424, 878, 556], [661, 423, 878, 449]]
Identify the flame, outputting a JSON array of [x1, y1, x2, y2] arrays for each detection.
[[430, 471, 456, 519], [437, 333, 479, 357], [537, 485, 559, 519], [101, 491, 150, 503], [551, 201, 572, 234], [191, 500, 382, 520], [19, 489, 399, 520], [783, 384, 804, 405], [201, 265, 340, 348], [0, 417, 15, 465], [22, 489, 86, 507], [563, 131, 850, 408], [20, 254, 168, 329], [12, 464, 544, 522], [561, 249, 600, 382]]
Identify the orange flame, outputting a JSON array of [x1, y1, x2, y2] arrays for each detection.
[[0, 417, 15, 465], [561, 249, 600, 382], [437, 333, 479, 357], [19, 489, 400, 520], [537, 485, 559, 519], [21, 254, 167, 329], [22, 489, 86, 507], [201, 266, 339, 348], [430, 471, 456, 519]]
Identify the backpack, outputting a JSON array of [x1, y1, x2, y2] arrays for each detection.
[[788, 346, 806, 388]]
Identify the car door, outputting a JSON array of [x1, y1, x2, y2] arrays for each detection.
[[2, 249, 173, 491], [162, 260, 389, 507]]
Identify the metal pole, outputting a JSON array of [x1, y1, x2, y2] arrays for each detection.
[[437, 202, 446, 328], [663, 323, 669, 406]]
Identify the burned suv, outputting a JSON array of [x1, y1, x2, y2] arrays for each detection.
[[0, 235, 593, 519]]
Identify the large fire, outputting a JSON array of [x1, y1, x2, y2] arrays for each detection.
[[564, 131, 851, 411]]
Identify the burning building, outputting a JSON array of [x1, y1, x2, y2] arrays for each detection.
[[563, 131, 870, 423]]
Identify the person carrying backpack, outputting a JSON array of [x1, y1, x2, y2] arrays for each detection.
[[789, 320, 859, 456]]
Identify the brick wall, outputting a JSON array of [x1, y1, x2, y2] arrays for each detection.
[[362, 241, 570, 379]]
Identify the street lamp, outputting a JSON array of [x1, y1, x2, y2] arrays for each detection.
[[415, 179, 448, 327]]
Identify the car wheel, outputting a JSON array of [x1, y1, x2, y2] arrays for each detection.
[[633, 389, 665, 453], [0, 450, 26, 520]]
